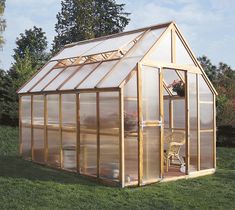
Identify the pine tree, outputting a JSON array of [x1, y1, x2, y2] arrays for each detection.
[[52, 0, 130, 53], [0, 0, 6, 50]]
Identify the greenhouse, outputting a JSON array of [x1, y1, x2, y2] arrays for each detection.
[[17, 21, 217, 187]]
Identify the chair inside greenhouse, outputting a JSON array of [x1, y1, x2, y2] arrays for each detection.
[[17, 21, 217, 187]]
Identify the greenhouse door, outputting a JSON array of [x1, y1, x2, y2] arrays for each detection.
[[138, 65, 163, 185]]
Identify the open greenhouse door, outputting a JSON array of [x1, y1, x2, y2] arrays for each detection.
[[138, 64, 164, 185]]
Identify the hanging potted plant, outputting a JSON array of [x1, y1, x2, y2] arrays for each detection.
[[168, 80, 185, 97]]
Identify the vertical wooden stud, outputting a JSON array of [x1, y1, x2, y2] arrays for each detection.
[[44, 94, 47, 163], [119, 88, 125, 187], [59, 94, 63, 168], [19, 96, 22, 155], [185, 72, 190, 174], [137, 63, 143, 185], [96, 92, 100, 178], [31, 95, 34, 160], [76, 93, 80, 173], [159, 68, 164, 178], [213, 94, 216, 169], [171, 28, 176, 63], [196, 74, 200, 171]]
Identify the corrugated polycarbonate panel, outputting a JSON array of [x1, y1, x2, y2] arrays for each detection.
[[60, 63, 99, 90], [98, 28, 166, 87], [77, 60, 118, 89], [30, 68, 64, 92], [18, 61, 57, 93], [51, 40, 103, 60], [44, 66, 79, 91], [82, 31, 143, 56]]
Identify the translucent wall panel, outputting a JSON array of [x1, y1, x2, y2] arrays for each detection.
[[200, 132, 213, 169], [78, 60, 118, 89], [21, 96, 31, 124], [99, 92, 119, 180], [31, 68, 64, 92], [173, 99, 185, 128], [62, 94, 76, 127], [62, 131, 76, 171], [148, 30, 171, 63], [83, 31, 143, 56], [47, 95, 59, 126], [175, 33, 196, 66], [199, 75, 213, 101], [33, 128, 44, 163], [188, 73, 198, 171], [52, 41, 103, 60], [47, 129, 60, 167], [200, 103, 213, 130], [60, 63, 99, 90], [124, 74, 138, 185], [142, 66, 159, 121], [80, 93, 97, 176], [45, 66, 78, 91], [22, 127, 31, 159], [164, 100, 170, 128], [33, 95, 44, 125], [18, 61, 57, 93], [143, 127, 160, 182], [99, 28, 166, 88]]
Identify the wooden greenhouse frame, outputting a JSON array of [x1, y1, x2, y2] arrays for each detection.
[[18, 22, 217, 187]]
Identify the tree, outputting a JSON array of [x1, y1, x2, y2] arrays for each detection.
[[0, 0, 6, 50], [52, 0, 130, 53], [0, 27, 48, 126], [198, 56, 235, 127], [13, 26, 48, 69]]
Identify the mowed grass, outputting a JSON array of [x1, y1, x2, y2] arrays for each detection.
[[0, 125, 234, 210]]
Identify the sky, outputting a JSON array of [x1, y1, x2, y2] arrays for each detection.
[[0, 0, 235, 70]]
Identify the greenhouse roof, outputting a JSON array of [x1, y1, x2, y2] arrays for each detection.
[[18, 21, 217, 95]]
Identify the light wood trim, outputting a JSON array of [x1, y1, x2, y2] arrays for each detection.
[[31, 95, 34, 160], [96, 92, 100, 178], [196, 74, 200, 171], [159, 68, 164, 178], [141, 61, 202, 74], [169, 99, 173, 128], [96, 29, 150, 88], [76, 93, 80, 173], [213, 94, 216, 168], [44, 95, 47, 163], [119, 88, 125, 187], [185, 72, 190, 174], [171, 28, 176, 63], [176, 70, 185, 83], [137, 63, 143, 186], [19, 88, 120, 96], [59, 94, 63, 168], [200, 129, 214, 133], [19, 96, 23, 155]]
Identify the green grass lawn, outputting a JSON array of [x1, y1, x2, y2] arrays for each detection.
[[0, 125, 234, 210]]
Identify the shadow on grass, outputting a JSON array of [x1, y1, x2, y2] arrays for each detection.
[[0, 156, 102, 187]]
